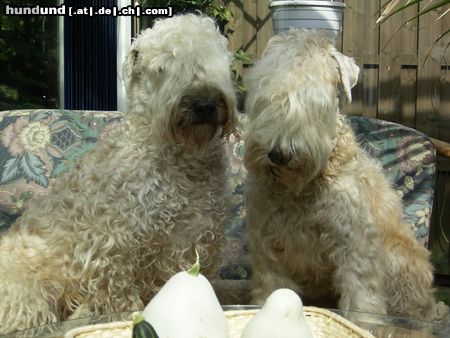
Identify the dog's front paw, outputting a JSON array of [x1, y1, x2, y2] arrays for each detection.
[[427, 301, 450, 324], [251, 290, 269, 306], [339, 293, 387, 315], [68, 304, 92, 320]]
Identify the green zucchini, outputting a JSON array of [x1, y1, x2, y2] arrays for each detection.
[[132, 312, 159, 338]]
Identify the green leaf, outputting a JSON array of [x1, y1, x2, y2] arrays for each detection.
[[0, 157, 22, 184], [213, 5, 233, 22], [19, 153, 49, 187], [19, 191, 33, 202], [50, 160, 69, 179], [234, 50, 250, 62]]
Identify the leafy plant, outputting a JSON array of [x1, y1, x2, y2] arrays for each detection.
[[377, 0, 449, 24], [139, 0, 215, 29], [138, 0, 234, 30], [233, 50, 250, 93], [377, 0, 450, 56]]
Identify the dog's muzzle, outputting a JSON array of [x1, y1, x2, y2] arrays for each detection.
[[177, 88, 229, 129], [190, 96, 218, 125], [268, 147, 291, 166]]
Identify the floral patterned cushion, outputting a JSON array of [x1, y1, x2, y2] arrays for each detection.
[[0, 110, 436, 282], [222, 120, 249, 280], [0, 109, 123, 226], [348, 116, 435, 247]]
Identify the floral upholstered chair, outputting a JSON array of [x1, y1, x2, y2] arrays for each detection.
[[0, 109, 437, 300]]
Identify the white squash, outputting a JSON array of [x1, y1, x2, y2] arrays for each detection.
[[241, 289, 313, 338], [142, 249, 229, 338]]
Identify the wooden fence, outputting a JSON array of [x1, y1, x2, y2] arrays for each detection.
[[226, 0, 450, 142]]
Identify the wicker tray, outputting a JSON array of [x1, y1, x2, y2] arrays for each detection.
[[64, 307, 375, 338], [226, 308, 375, 338]]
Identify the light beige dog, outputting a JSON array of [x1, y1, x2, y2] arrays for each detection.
[[0, 14, 237, 334], [243, 29, 448, 323]]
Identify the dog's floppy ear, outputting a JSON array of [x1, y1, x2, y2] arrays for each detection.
[[122, 46, 140, 92], [332, 51, 360, 104]]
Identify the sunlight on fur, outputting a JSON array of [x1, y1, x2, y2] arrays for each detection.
[[0, 14, 238, 335], [243, 29, 449, 324]]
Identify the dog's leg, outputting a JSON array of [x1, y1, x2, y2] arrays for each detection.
[[248, 246, 302, 305], [90, 285, 144, 315], [0, 277, 60, 335], [326, 193, 388, 315], [332, 234, 388, 315], [76, 289, 143, 319], [384, 230, 449, 323], [0, 231, 61, 334], [245, 179, 303, 304], [66, 250, 146, 317]]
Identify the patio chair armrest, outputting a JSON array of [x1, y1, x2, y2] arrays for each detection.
[[431, 138, 450, 159]]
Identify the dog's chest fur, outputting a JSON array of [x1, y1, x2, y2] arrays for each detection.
[[279, 194, 336, 295], [246, 175, 338, 296]]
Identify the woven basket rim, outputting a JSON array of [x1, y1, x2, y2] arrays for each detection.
[[224, 307, 375, 338], [64, 307, 375, 338], [306, 307, 376, 337], [64, 321, 132, 338]]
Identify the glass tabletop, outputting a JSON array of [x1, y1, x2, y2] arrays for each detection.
[[331, 309, 450, 338], [3, 307, 450, 338], [1, 312, 133, 338]]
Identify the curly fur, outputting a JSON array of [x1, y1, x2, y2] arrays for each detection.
[[244, 29, 449, 323], [0, 14, 237, 334]]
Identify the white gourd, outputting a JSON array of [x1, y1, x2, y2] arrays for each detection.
[[241, 288, 313, 338], [142, 250, 229, 338]]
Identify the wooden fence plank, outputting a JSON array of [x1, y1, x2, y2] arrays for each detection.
[[228, 0, 245, 77], [439, 66, 450, 142], [362, 65, 380, 118], [416, 1, 445, 138], [379, 0, 419, 124], [227, 0, 244, 50], [242, 0, 257, 61], [342, 0, 379, 57], [400, 65, 418, 128], [256, 0, 272, 58], [342, 0, 381, 117], [437, 13, 450, 142]]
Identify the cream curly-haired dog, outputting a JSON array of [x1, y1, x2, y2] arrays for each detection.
[[244, 29, 448, 323], [0, 14, 237, 334]]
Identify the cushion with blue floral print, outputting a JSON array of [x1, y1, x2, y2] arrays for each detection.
[[0, 110, 436, 283]]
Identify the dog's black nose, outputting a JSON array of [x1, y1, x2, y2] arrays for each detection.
[[192, 97, 217, 121], [268, 148, 290, 166]]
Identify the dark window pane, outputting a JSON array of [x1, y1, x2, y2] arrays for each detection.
[[0, 0, 60, 109]]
